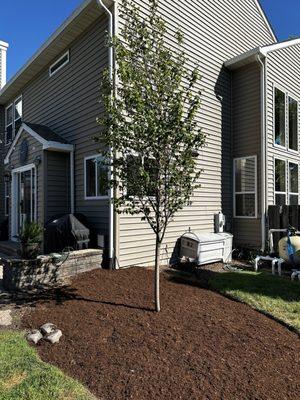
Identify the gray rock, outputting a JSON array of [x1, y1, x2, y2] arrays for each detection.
[[40, 323, 57, 335], [46, 329, 62, 344], [27, 330, 43, 344]]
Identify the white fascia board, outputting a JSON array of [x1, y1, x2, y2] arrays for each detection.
[[4, 123, 48, 164], [43, 142, 74, 152], [260, 37, 300, 55], [4, 122, 73, 164]]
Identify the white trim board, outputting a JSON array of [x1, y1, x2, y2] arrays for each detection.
[[233, 155, 258, 219], [225, 37, 300, 70], [4, 122, 74, 164]]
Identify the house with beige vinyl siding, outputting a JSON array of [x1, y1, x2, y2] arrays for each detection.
[[0, 0, 296, 267]]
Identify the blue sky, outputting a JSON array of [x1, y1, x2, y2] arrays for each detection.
[[1, 0, 300, 81]]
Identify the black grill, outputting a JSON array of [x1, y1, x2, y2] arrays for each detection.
[[44, 214, 90, 254]]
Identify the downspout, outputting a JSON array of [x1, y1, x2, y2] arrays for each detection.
[[96, 0, 115, 269], [70, 149, 75, 214], [256, 53, 266, 252]]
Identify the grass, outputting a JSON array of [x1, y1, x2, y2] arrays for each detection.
[[0, 331, 96, 400], [209, 270, 300, 333]]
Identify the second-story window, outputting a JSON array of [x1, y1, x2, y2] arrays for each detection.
[[274, 87, 299, 152], [14, 96, 23, 134], [49, 51, 70, 77], [289, 96, 298, 152], [274, 88, 286, 147], [5, 96, 22, 145], [5, 104, 13, 144]]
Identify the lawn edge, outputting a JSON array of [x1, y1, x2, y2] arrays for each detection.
[[208, 287, 300, 337]]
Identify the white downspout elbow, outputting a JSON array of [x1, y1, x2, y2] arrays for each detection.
[[96, 0, 115, 268], [256, 54, 266, 252]]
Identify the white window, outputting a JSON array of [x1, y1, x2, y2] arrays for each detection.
[[289, 96, 298, 151], [84, 155, 109, 200], [5, 104, 13, 144], [289, 162, 299, 205], [5, 96, 22, 145], [4, 181, 10, 217], [274, 86, 299, 152], [14, 96, 23, 134], [274, 87, 286, 147], [234, 156, 257, 218], [49, 51, 70, 77], [274, 158, 287, 205]]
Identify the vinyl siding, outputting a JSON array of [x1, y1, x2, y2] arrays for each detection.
[[44, 151, 71, 222], [266, 44, 300, 207], [1, 15, 110, 237], [232, 62, 262, 247], [117, 0, 275, 267]]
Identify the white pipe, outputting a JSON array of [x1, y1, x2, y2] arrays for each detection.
[[256, 54, 266, 252], [70, 150, 75, 214], [96, 0, 115, 268]]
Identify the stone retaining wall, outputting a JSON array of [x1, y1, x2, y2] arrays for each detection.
[[2, 249, 103, 292]]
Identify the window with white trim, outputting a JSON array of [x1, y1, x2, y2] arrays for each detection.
[[84, 155, 109, 199], [14, 96, 23, 134], [289, 96, 298, 151], [5, 96, 22, 145], [274, 158, 286, 205], [49, 51, 69, 77], [234, 156, 257, 218], [4, 181, 10, 217], [289, 162, 299, 205], [274, 86, 299, 151], [274, 88, 286, 147], [5, 104, 13, 144]]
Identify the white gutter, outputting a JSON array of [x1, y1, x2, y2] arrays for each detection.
[[96, 0, 115, 269], [256, 54, 267, 252]]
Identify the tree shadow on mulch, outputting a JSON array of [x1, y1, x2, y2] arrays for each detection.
[[5, 283, 152, 312]]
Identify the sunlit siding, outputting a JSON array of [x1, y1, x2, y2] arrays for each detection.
[[266, 44, 300, 207], [117, 0, 275, 267]]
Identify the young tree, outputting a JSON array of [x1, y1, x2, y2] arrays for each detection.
[[99, 0, 205, 312]]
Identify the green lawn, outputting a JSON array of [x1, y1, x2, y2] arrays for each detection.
[[0, 331, 95, 400], [209, 270, 300, 332]]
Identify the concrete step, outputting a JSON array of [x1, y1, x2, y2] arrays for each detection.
[[0, 241, 21, 258]]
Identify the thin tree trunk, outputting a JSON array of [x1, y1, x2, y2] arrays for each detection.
[[155, 238, 161, 312]]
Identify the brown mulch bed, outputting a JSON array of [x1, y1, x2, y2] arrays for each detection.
[[22, 267, 300, 400]]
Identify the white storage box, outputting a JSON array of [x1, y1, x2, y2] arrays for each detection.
[[180, 232, 233, 265]]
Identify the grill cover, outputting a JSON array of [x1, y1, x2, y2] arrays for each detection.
[[44, 214, 90, 254]]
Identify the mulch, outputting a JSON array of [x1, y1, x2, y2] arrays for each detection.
[[22, 266, 300, 400]]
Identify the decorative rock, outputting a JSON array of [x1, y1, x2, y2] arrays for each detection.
[[46, 329, 62, 344], [0, 309, 12, 326], [40, 323, 57, 335], [27, 330, 43, 344]]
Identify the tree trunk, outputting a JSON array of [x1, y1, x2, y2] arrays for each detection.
[[154, 238, 161, 312]]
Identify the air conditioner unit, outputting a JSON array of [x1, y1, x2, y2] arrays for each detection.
[[180, 232, 233, 265]]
